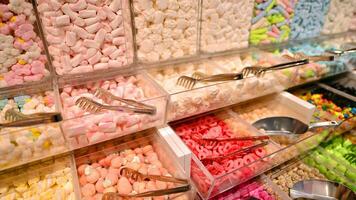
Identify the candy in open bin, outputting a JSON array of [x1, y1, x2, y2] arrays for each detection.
[[0, 155, 77, 200], [0, 0, 50, 89], [169, 109, 281, 199], [59, 73, 167, 149], [73, 129, 195, 200], [0, 88, 68, 171]]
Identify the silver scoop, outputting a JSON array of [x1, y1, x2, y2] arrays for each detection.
[[290, 180, 355, 200], [252, 116, 342, 136]]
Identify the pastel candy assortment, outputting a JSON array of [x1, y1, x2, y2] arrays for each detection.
[[37, 0, 131, 75], [200, 0, 254, 52], [250, 0, 297, 45], [60, 75, 163, 147], [0, 167, 75, 200], [76, 145, 189, 200], [290, 0, 331, 40], [268, 161, 326, 193], [132, 0, 198, 62], [173, 114, 271, 194], [216, 179, 279, 200], [0, 0, 48, 87], [0, 92, 55, 121], [0, 92, 68, 169], [322, 0, 356, 34]]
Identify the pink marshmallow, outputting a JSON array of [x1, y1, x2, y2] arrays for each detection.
[[55, 15, 70, 26], [70, 0, 87, 12], [79, 10, 97, 18], [61, 3, 78, 20], [65, 31, 77, 46], [30, 60, 45, 74], [94, 63, 109, 70], [24, 74, 44, 82], [85, 22, 102, 34], [109, 0, 121, 12]]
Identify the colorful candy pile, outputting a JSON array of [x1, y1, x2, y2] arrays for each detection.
[[200, 0, 254, 52], [174, 115, 268, 176], [0, 0, 48, 87], [249, 0, 297, 45], [37, 0, 131, 75], [215, 179, 280, 200], [60, 75, 163, 147], [77, 145, 189, 199], [0, 167, 75, 199], [132, 0, 198, 62], [298, 89, 355, 120], [269, 161, 326, 193], [290, 0, 330, 40], [0, 92, 67, 169], [305, 136, 356, 191], [0, 92, 55, 122]]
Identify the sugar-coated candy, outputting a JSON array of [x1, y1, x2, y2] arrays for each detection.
[[37, 0, 132, 75], [201, 0, 254, 52], [250, 0, 297, 45], [173, 114, 272, 195], [132, 0, 198, 62]]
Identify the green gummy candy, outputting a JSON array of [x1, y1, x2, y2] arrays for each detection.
[[317, 165, 328, 174], [335, 164, 347, 174], [325, 172, 336, 180], [266, 0, 276, 12], [251, 28, 268, 34], [345, 170, 356, 180], [343, 139, 352, 147]]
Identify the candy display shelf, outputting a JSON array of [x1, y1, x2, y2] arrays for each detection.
[[0, 0, 355, 199]]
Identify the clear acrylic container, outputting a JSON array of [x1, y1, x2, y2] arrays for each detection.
[[200, 0, 254, 53], [0, 155, 78, 200], [169, 109, 282, 199], [73, 129, 195, 200], [147, 52, 296, 121], [34, 0, 134, 76], [59, 73, 167, 149], [0, 85, 68, 171], [0, 0, 51, 89], [231, 92, 315, 125], [131, 0, 200, 63]]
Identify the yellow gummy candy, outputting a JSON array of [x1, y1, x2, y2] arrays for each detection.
[[0, 22, 4, 27], [17, 38, 25, 44], [30, 128, 41, 139], [18, 59, 27, 65], [43, 140, 51, 149], [10, 16, 16, 22]]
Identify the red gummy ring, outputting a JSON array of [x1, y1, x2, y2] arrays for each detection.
[[243, 154, 256, 165], [254, 147, 267, 158], [234, 158, 244, 168]]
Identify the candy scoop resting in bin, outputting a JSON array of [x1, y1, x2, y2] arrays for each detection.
[[252, 116, 355, 144]]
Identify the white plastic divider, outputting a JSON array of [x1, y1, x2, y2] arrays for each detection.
[[158, 126, 192, 175], [279, 91, 316, 124]]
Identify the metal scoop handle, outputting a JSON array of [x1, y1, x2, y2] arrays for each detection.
[[198, 73, 243, 82], [0, 113, 62, 128], [309, 116, 356, 129]]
